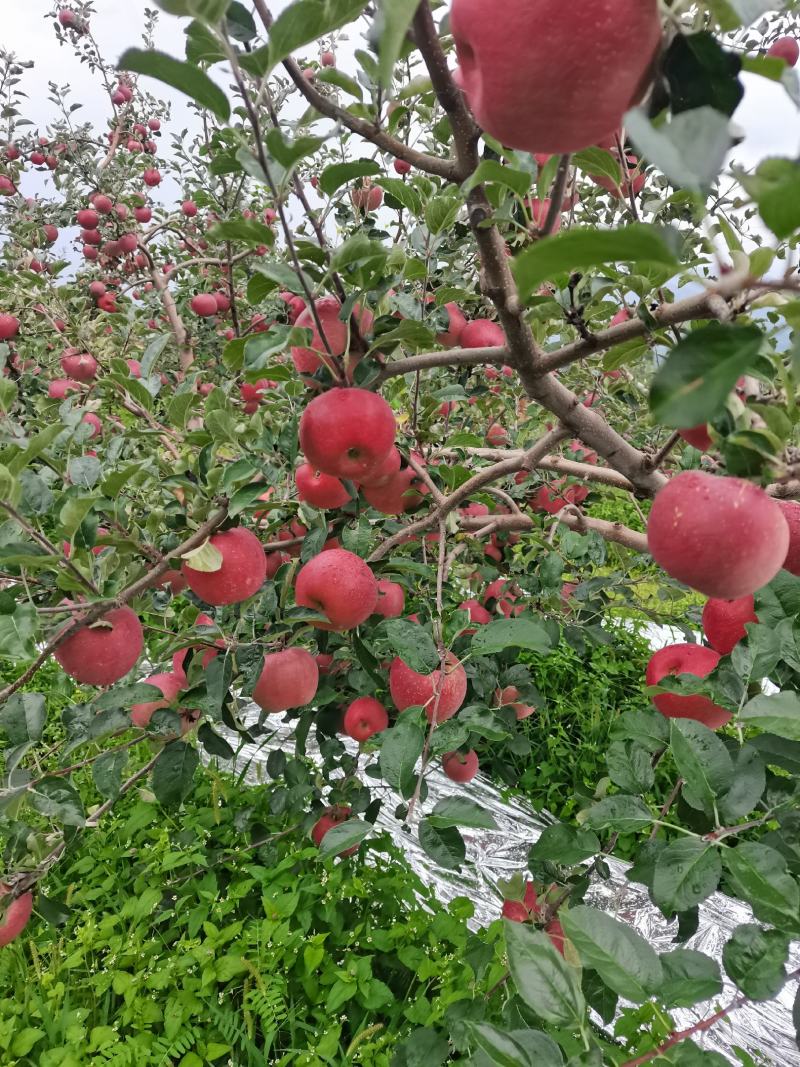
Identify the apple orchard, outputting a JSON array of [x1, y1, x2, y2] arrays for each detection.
[[1, 0, 800, 1062]]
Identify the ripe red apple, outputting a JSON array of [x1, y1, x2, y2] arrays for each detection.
[[320, 50, 335, 67], [312, 805, 357, 854], [148, 117, 161, 131], [291, 297, 373, 375], [702, 596, 757, 656], [351, 185, 383, 212], [48, 378, 80, 399], [295, 463, 350, 509], [191, 293, 218, 317], [130, 671, 185, 728], [501, 882, 565, 954], [362, 467, 423, 515], [76, 208, 99, 228], [450, 0, 662, 154], [0, 315, 20, 341], [442, 749, 479, 782], [134, 205, 152, 223], [172, 612, 222, 674], [590, 154, 646, 198], [647, 472, 790, 598], [486, 422, 509, 447], [252, 647, 319, 713], [82, 412, 102, 438], [181, 200, 197, 217], [0, 176, 14, 196], [182, 527, 267, 605], [54, 606, 143, 686], [460, 319, 505, 348], [299, 387, 396, 482], [778, 500, 800, 576], [679, 424, 713, 452], [459, 598, 492, 626], [61, 351, 97, 382], [610, 307, 630, 327], [295, 548, 378, 629], [143, 168, 162, 187], [768, 37, 799, 66], [393, 158, 411, 175], [0, 891, 33, 947], [43, 224, 58, 243], [389, 652, 468, 723], [436, 301, 467, 347], [344, 696, 389, 741], [92, 194, 113, 214], [57, 8, 77, 26], [373, 579, 405, 618], [646, 643, 729, 729], [359, 446, 401, 488]]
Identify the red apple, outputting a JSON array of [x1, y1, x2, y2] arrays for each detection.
[[181, 527, 267, 605], [647, 472, 790, 598], [373, 579, 405, 618], [54, 606, 143, 686], [295, 463, 350, 509], [778, 500, 800, 576], [768, 37, 799, 66], [181, 200, 197, 217], [436, 301, 467, 347], [295, 548, 378, 629], [460, 319, 505, 348], [252, 647, 319, 713], [320, 50, 335, 67], [312, 805, 357, 854], [130, 671, 185, 728], [0, 315, 19, 341], [0, 892, 33, 947], [389, 652, 467, 723], [299, 387, 396, 482], [393, 158, 411, 175], [646, 643, 730, 729], [362, 467, 423, 515], [82, 412, 102, 438], [344, 696, 389, 741], [442, 749, 479, 782], [61, 351, 97, 382], [702, 596, 757, 656], [679, 425, 713, 452], [191, 293, 218, 317]]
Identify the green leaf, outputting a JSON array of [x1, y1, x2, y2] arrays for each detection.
[[664, 32, 744, 118], [468, 1024, 564, 1067], [512, 224, 679, 303], [561, 906, 663, 1003], [650, 323, 763, 429], [504, 920, 585, 1026], [740, 691, 800, 741], [382, 618, 438, 673], [428, 796, 497, 831], [626, 106, 734, 192], [0, 604, 38, 660], [185, 19, 226, 64], [462, 159, 532, 197], [717, 744, 765, 823], [92, 748, 130, 799], [225, 1, 257, 41], [0, 692, 45, 745], [418, 820, 465, 870], [209, 218, 275, 246], [375, 177, 422, 215], [118, 49, 230, 122], [151, 743, 199, 807], [470, 617, 553, 656], [317, 818, 371, 858], [268, 0, 370, 70], [379, 717, 424, 797], [30, 776, 85, 826], [198, 722, 235, 759], [531, 823, 600, 866], [425, 193, 461, 235], [397, 1027, 450, 1067], [739, 157, 800, 240], [652, 837, 722, 913], [373, 0, 418, 89], [660, 949, 723, 1008], [723, 923, 789, 1000], [723, 842, 800, 929], [265, 129, 325, 170], [319, 158, 381, 196], [669, 718, 734, 813], [583, 795, 653, 833], [606, 741, 655, 794]]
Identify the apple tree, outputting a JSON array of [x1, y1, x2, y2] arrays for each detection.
[[1, 0, 800, 1061]]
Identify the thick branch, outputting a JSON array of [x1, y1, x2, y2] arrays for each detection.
[[378, 345, 509, 381]]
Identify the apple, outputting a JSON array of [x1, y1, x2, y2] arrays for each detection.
[[393, 158, 411, 175], [54, 606, 143, 686], [77, 209, 99, 228], [181, 527, 267, 605], [486, 422, 509, 447], [459, 598, 492, 626], [343, 696, 389, 741], [679, 425, 713, 452], [291, 297, 373, 375], [647, 472, 790, 598], [143, 168, 161, 187], [778, 500, 800, 576], [0, 891, 33, 947], [646, 643, 729, 729], [130, 671, 185, 728], [295, 548, 378, 629], [702, 596, 757, 656], [359, 446, 401, 489], [181, 200, 197, 217], [48, 379, 80, 399], [252, 647, 319, 713], [311, 805, 357, 855], [436, 301, 467, 347], [92, 194, 113, 214], [299, 387, 396, 482], [442, 749, 479, 782], [191, 293, 218, 317], [295, 463, 350, 509], [768, 37, 799, 66], [172, 612, 222, 674], [389, 652, 467, 723], [148, 117, 161, 131], [362, 467, 423, 515], [61, 351, 97, 382], [320, 50, 335, 67], [501, 882, 566, 955], [610, 307, 630, 327], [373, 579, 405, 618], [43, 224, 58, 243], [82, 412, 102, 438], [0, 176, 14, 196], [134, 205, 152, 223], [0, 315, 20, 341], [450, 0, 662, 154], [460, 319, 505, 348], [351, 185, 384, 212]]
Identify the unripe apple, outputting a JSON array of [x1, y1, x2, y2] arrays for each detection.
[[460, 319, 505, 348], [312, 805, 356, 854], [646, 643, 729, 729], [778, 500, 800, 576], [82, 412, 102, 437], [389, 652, 467, 723], [442, 749, 479, 782], [702, 596, 757, 656], [61, 351, 97, 382], [295, 463, 350, 509], [181, 527, 267, 606], [0, 315, 20, 341], [191, 293, 218, 317], [436, 301, 467, 348], [252, 647, 319, 713], [678, 424, 713, 452], [299, 387, 396, 482], [54, 606, 143, 686], [768, 37, 799, 66], [130, 671, 185, 728], [450, 0, 662, 154], [647, 471, 789, 598], [295, 548, 378, 629], [373, 579, 405, 618], [344, 696, 389, 741], [0, 892, 33, 947]]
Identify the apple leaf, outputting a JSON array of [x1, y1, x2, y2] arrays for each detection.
[[118, 49, 230, 122]]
